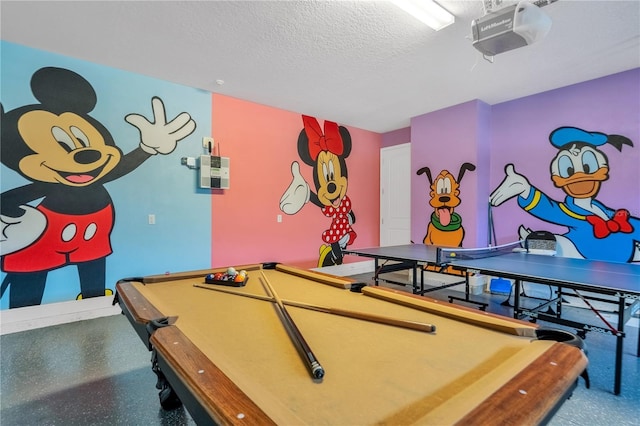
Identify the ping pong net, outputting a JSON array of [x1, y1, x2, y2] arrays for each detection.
[[436, 241, 524, 265]]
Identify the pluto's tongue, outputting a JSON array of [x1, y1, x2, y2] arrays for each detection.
[[438, 207, 451, 226], [67, 174, 94, 184]]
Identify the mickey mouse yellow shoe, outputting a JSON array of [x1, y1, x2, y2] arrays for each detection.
[[76, 288, 114, 300]]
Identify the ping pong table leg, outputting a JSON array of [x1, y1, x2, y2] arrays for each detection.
[[373, 259, 380, 286], [614, 297, 625, 395], [500, 281, 514, 307], [513, 279, 521, 320]]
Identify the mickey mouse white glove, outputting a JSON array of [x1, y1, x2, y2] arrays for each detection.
[[279, 161, 310, 214], [125, 97, 196, 155], [1, 205, 46, 255], [490, 164, 532, 206]]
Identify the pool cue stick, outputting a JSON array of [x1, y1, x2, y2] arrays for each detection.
[[194, 283, 436, 332], [259, 271, 325, 380], [284, 300, 436, 333]]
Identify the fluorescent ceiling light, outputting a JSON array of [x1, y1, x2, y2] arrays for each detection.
[[391, 0, 455, 31]]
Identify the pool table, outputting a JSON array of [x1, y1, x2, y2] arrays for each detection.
[[114, 263, 587, 425]]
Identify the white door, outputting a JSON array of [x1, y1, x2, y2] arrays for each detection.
[[380, 143, 411, 246]]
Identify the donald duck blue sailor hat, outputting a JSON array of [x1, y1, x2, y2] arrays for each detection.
[[549, 126, 608, 148]]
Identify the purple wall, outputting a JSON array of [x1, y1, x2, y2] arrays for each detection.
[[490, 69, 640, 244], [408, 68, 639, 257], [381, 127, 411, 147], [410, 100, 490, 247]]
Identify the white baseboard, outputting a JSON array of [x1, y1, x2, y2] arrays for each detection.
[[0, 296, 121, 335], [313, 260, 374, 277]]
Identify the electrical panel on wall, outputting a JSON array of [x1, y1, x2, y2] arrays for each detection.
[[199, 155, 230, 189]]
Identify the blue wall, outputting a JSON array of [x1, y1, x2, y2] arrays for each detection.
[[1, 42, 212, 308]]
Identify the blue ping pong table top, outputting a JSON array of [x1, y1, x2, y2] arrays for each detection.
[[344, 244, 440, 263], [446, 252, 640, 296]]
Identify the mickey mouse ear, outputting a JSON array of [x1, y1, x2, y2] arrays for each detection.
[[30, 67, 97, 114]]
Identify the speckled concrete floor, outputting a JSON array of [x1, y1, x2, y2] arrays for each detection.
[[1, 278, 638, 425], [1, 314, 196, 425]]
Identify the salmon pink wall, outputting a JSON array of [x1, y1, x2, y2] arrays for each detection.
[[211, 94, 381, 268]]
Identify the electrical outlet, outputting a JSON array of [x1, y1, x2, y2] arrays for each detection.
[[202, 137, 214, 149]]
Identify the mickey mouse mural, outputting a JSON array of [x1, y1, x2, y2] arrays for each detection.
[[0, 67, 196, 308], [280, 115, 356, 267]]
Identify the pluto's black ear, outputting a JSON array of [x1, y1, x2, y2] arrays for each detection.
[[416, 167, 433, 185], [457, 163, 476, 182], [30, 67, 97, 114]]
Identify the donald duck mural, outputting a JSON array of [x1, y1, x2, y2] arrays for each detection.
[[490, 126, 640, 263]]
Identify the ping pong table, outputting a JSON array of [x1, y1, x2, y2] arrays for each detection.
[[342, 244, 485, 308], [439, 246, 640, 395]]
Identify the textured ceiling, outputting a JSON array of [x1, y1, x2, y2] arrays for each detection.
[[1, 1, 639, 133]]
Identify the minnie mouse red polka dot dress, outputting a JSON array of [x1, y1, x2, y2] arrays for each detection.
[[321, 195, 357, 245]]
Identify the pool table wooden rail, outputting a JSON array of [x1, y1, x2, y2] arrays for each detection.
[[457, 342, 585, 425], [115, 264, 588, 426], [117, 281, 275, 425]]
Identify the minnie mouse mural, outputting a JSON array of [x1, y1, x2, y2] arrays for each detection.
[[279, 115, 357, 267]]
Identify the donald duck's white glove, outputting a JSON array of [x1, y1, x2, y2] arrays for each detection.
[[490, 164, 532, 206]]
